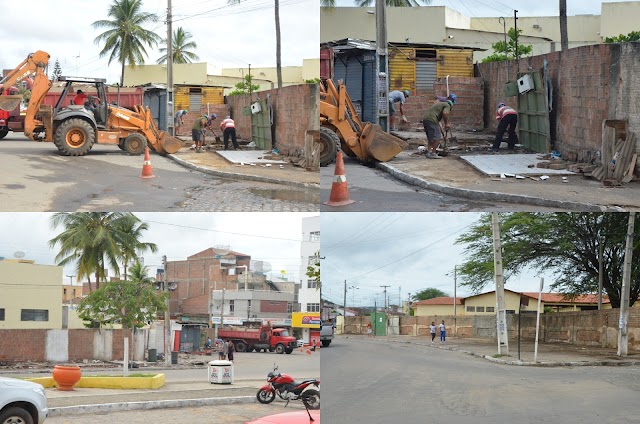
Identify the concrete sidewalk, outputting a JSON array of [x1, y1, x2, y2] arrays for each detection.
[[354, 334, 640, 366], [378, 130, 640, 211]]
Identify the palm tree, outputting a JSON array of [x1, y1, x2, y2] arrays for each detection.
[[49, 212, 152, 291], [228, 0, 283, 88], [559, 0, 568, 51], [128, 261, 154, 285], [156, 27, 200, 64], [117, 216, 158, 281], [92, 0, 162, 86]]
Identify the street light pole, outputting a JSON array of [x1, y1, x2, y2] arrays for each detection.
[[163, 255, 171, 366], [375, 0, 389, 131], [166, 0, 174, 134], [618, 212, 635, 356], [492, 213, 509, 355]]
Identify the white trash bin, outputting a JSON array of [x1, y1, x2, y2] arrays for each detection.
[[208, 360, 234, 384]]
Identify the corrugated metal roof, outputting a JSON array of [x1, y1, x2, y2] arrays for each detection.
[[321, 38, 486, 52]]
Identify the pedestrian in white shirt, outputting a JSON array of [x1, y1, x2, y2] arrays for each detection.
[[439, 320, 446, 343], [220, 115, 239, 150]]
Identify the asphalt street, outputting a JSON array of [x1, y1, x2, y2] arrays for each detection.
[[0, 136, 318, 212], [321, 337, 640, 424], [320, 156, 559, 212]]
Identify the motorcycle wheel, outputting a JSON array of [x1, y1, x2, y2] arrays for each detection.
[[302, 388, 320, 410], [256, 389, 276, 404]]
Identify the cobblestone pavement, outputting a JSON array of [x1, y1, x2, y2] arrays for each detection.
[[180, 179, 319, 212], [45, 401, 306, 424]]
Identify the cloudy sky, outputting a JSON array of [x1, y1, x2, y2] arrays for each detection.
[[0, 212, 318, 285], [331, 0, 615, 16], [0, 0, 319, 85], [321, 212, 552, 308]]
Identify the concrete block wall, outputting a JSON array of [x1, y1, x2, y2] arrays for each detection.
[[175, 104, 230, 137], [0, 329, 47, 362], [433, 77, 484, 131]]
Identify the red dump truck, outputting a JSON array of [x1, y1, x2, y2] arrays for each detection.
[[218, 324, 297, 354]]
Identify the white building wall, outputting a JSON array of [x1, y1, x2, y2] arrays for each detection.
[[299, 216, 320, 312]]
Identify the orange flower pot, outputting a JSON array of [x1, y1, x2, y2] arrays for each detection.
[[52, 365, 82, 391]]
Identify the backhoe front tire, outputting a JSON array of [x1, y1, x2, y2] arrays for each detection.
[[54, 118, 94, 156], [319, 127, 339, 167], [0, 129, 9, 139], [124, 133, 147, 155]]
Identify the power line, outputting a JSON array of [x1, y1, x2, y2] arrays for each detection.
[[143, 219, 303, 242]]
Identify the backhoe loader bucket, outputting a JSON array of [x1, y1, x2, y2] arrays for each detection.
[[0, 95, 22, 111], [155, 131, 182, 154], [359, 124, 408, 163]]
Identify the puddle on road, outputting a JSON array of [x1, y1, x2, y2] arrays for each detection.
[[250, 188, 319, 204], [3, 184, 25, 190]]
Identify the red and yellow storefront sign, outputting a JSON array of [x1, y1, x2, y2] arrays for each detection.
[[291, 312, 321, 328]]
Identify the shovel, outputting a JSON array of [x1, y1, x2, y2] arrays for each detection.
[[439, 127, 450, 157]]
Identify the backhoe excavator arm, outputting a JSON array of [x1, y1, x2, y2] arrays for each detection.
[[0, 50, 52, 140]]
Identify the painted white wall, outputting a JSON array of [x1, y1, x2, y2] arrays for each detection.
[[45, 329, 68, 362]]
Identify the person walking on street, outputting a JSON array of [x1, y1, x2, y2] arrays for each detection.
[[388, 89, 410, 131], [227, 340, 235, 362], [192, 115, 207, 153], [220, 115, 239, 150], [223, 340, 229, 360], [430, 322, 437, 343], [217, 339, 225, 360], [367, 322, 373, 338], [421, 97, 455, 159], [440, 320, 446, 343], [493, 102, 518, 152], [174, 109, 188, 136]]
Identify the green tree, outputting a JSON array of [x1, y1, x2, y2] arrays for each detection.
[[77, 262, 167, 375], [117, 217, 158, 281], [455, 213, 640, 308], [482, 28, 533, 63], [49, 213, 154, 292], [228, 74, 261, 96], [156, 27, 199, 64], [92, 0, 161, 86], [604, 31, 640, 43], [307, 251, 320, 290], [51, 58, 62, 81], [412, 288, 448, 301]]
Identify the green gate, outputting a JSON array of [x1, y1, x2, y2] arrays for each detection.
[[243, 99, 272, 150], [517, 70, 550, 153], [370, 312, 386, 336]]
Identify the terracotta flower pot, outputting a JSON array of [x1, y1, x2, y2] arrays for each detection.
[[52, 365, 82, 391]]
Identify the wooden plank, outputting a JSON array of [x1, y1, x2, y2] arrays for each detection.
[[622, 153, 637, 183]]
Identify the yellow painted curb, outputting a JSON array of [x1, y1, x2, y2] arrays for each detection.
[[25, 374, 165, 389]]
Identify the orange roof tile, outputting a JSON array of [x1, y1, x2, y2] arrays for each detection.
[[414, 296, 463, 306], [522, 292, 610, 304]]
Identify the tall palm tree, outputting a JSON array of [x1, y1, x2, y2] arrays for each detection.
[[228, 0, 283, 88], [127, 261, 154, 285], [49, 213, 151, 291], [92, 0, 162, 86], [559, 0, 568, 51], [156, 27, 200, 64], [117, 216, 158, 281]]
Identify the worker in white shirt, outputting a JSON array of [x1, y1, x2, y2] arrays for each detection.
[[220, 115, 239, 150]]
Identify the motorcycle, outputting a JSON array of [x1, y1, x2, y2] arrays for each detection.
[[256, 365, 320, 410]]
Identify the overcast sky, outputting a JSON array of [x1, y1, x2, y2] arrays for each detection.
[[0, 0, 319, 85], [321, 212, 552, 308], [332, 0, 617, 17], [0, 212, 318, 285]]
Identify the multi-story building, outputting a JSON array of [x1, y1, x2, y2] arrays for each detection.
[[294, 216, 321, 344]]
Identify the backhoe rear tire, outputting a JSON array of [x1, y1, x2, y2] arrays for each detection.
[[0, 129, 9, 139], [320, 127, 339, 167], [124, 133, 147, 155], [54, 118, 94, 156]]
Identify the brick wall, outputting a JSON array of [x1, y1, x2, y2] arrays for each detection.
[[226, 83, 320, 157], [175, 104, 230, 137], [68, 329, 95, 361], [0, 329, 46, 361], [260, 300, 288, 314], [478, 43, 640, 166]]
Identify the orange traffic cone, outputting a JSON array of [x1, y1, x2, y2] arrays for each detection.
[[306, 349, 311, 355], [323, 151, 355, 206], [140, 147, 156, 179]]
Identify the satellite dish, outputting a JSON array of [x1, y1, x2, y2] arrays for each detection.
[[14, 251, 25, 259], [250, 260, 272, 274], [214, 245, 230, 257]]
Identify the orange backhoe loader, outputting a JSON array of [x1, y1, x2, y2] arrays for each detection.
[[0, 50, 181, 156], [319, 78, 407, 167]]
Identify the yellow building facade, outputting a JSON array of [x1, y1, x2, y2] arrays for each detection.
[[0, 260, 63, 329]]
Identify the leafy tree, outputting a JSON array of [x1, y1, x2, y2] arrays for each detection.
[[156, 27, 199, 64], [412, 288, 449, 301], [77, 262, 167, 375], [482, 28, 533, 63], [228, 74, 261, 96], [307, 251, 320, 290], [51, 59, 62, 81], [455, 213, 640, 308], [49, 213, 155, 291], [604, 31, 640, 43], [92, 0, 162, 86], [305, 78, 321, 84]]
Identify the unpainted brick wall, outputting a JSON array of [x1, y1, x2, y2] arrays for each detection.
[[176, 105, 230, 137], [225, 83, 320, 158]]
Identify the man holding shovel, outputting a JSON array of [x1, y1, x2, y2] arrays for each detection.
[[421, 98, 455, 159]]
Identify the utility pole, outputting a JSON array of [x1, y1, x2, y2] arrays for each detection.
[[380, 285, 390, 335], [514, 10, 519, 75], [618, 212, 635, 356], [166, 0, 174, 135], [598, 235, 604, 310], [492, 212, 509, 355], [163, 255, 171, 366], [343, 279, 347, 333], [453, 266, 457, 337], [375, 0, 389, 131]]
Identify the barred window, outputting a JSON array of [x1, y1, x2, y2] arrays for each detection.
[[0, 309, 4, 321], [466, 306, 475, 312], [21, 309, 48, 322], [307, 303, 320, 312], [307, 279, 318, 289], [486, 307, 495, 312], [476, 306, 485, 312]]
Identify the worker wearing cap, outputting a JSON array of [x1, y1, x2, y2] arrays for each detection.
[[220, 115, 239, 150], [192, 115, 207, 153], [174, 109, 188, 136], [435, 93, 458, 104], [421, 98, 455, 159], [493, 102, 518, 152], [203, 113, 218, 146], [388, 89, 410, 131]]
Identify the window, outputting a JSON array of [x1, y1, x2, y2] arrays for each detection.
[[307, 256, 318, 266], [288, 302, 295, 313], [229, 300, 235, 314], [506, 310, 515, 314], [0, 308, 4, 321], [21, 309, 49, 322], [310, 231, 320, 242], [307, 303, 320, 312], [486, 307, 495, 312], [307, 279, 318, 289], [466, 306, 475, 312], [476, 306, 485, 312], [63, 288, 67, 295]]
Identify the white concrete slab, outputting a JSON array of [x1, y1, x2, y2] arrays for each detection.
[[216, 150, 287, 164], [460, 154, 576, 176]]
